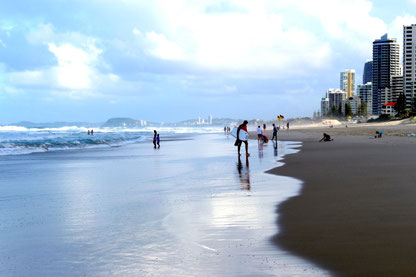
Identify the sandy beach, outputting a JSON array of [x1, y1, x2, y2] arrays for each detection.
[[260, 122, 416, 276]]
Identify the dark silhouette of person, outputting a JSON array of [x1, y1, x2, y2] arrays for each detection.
[[157, 134, 160, 148], [272, 123, 278, 141], [319, 133, 333, 142], [153, 130, 157, 148], [234, 120, 250, 157]]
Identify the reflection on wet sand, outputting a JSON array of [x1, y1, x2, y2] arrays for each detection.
[[237, 156, 250, 190], [258, 142, 264, 159], [273, 140, 278, 157]]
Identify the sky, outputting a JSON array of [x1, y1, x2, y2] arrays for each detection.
[[1, 0, 416, 123]]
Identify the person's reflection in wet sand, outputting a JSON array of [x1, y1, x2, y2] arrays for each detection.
[[237, 156, 251, 190], [273, 140, 278, 157], [258, 142, 264, 159]]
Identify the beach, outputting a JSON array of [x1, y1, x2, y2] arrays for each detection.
[[263, 123, 416, 276], [0, 132, 329, 276]]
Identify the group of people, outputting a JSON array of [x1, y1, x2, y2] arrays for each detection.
[[87, 129, 94, 135], [153, 130, 160, 148], [223, 126, 231, 134], [234, 121, 288, 157]]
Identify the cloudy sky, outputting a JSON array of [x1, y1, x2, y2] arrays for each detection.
[[1, 0, 416, 123]]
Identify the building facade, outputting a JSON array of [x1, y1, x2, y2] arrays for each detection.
[[363, 60, 373, 84], [357, 82, 373, 115], [340, 69, 355, 98], [342, 96, 361, 115], [372, 34, 400, 115], [403, 24, 416, 109], [321, 97, 329, 116], [327, 89, 346, 110]]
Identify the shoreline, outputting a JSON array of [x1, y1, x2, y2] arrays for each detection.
[[259, 129, 416, 275]]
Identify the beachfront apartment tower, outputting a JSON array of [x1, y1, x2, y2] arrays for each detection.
[[357, 82, 373, 115], [340, 69, 356, 98], [363, 60, 373, 84], [372, 34, 400, 115], [403, 24, 416, 109], [321, 97, 329, 116], [327, 89, 346, 109]]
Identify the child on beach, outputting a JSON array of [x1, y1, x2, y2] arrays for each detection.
[[272, 123, 278, 141]]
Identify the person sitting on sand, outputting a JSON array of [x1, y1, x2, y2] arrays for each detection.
[[235, 120, 250, 157], [319, 133, 333, 142], [375, 130, 383, 138]]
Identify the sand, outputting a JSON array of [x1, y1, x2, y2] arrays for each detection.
[[259, 125, 416, 276]]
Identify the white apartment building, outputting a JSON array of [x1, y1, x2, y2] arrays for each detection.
[[357, 82, 373, 115], [403, 24, 416, 108], [340, 69, 355, 98]]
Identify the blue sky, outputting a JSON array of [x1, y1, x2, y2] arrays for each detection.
[[1, 0, 416, 123]]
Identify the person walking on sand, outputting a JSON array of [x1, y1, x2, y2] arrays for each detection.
[[156, 134, 160, 148], [272, 123, 278, 141], [257, 125, 262, 142], [153, 130, 157, 148], [286, 122, 289, 130], [263, 123, 266, 131], [235, 120, 250, 157]]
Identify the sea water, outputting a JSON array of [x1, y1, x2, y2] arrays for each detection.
[[0, 132, 329, 276]]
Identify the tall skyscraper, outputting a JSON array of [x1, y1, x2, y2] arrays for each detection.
[[372, 34, 400, 115], [340, 69, 355, 98], [403, 24, 416, 108], [363, 60, 373, 84]]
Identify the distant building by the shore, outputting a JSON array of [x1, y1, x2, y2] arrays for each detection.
[[372, 34, 400, 115], [358, 82, 373, 115], [363, 60, 373, 84], [403, 24, 416, 109], [340, 69, 355, 98]]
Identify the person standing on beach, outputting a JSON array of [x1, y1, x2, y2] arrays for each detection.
[[156, 134, 160, 148], [153, 130, 157, 148], [263, 123, 266, 131], [272, 123, 278, 141], [286, 122, 289, 130], [257, 125, 262, 141], [235, 120, 250, 157]]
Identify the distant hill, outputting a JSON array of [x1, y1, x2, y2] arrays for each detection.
[[102, 118, 142, 128]]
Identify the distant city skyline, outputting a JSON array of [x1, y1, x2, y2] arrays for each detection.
[[1, 1, 416, 124]]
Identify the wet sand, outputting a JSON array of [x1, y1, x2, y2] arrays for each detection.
[[0, 133, 329, 276], [262, 128, 416, 276]]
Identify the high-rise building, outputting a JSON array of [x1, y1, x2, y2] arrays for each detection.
[[208, 115, 213, 125], [340, 69, 356, 98], [403, 24, 416, 108], [326, 89, 346, 110], [357, 82, 373, 115], [391, 75, 403, 103], [363, 60, 373, 84], [342, 96, 361, 115], [372, 34, 400, 115], [321, 97, 329, 116]]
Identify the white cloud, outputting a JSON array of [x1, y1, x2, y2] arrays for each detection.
[[6, 23, 124, 98], [144, 31, 186, 61]]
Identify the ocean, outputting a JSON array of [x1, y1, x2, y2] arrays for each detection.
[[0, 126, 220, 156]]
